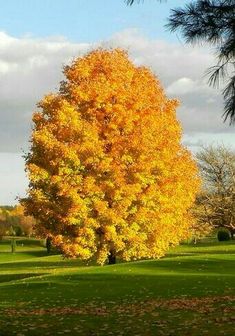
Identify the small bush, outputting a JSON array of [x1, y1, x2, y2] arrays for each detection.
[[217, 229, 231, 241], [14, 226, 23, 236]]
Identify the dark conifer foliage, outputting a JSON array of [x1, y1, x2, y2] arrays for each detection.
[[127, 0, 235, 124], [126, 0, 163, 5], [167, 1, 235, 124]]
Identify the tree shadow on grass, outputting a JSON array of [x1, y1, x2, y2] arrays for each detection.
[[0, 273, 47, 283], [1, 249, 235, 275], [17, 250, 47, 257], [166, 250, 235, 258], [3, 270, 234, 305], [125, 257, 235, 276], [0, 258, 87, 271]]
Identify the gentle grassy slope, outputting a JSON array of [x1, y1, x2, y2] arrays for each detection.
[[0, 239, 234, 335]]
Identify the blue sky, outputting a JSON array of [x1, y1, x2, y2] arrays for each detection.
[[0, 0, 234, 205], [0, 0, 187, 42]]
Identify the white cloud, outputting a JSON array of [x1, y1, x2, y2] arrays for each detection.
[[0, 29, 233, 153], [182, 133, 235, 155], [167, 77, 206, 95], [0, 153, 27, 205], [0, 32, 92, 152], [1, 29, 235, 204]]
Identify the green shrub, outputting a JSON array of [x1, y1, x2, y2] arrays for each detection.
[[14, 226, 23, 236], [217, 229, 231, 241]]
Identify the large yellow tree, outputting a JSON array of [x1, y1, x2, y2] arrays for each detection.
[[22, 49, 200, 264]]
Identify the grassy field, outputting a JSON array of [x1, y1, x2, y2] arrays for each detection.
[[0, 238, 234, 336]]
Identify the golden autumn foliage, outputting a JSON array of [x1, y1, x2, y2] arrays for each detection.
[[22, 49, 200, 264]]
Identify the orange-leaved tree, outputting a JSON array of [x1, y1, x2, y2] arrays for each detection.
[[22, 49, 200, 264]]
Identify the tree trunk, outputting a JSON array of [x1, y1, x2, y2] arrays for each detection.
[[108, 249, 116, 264], [46, 236, 52, 254], [11, 239, 16, 253], [229, 229, 235, 240]]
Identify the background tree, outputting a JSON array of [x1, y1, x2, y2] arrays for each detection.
[[0, 209, 10, 240], [22, 49, 200, 265], [189, 193, 213, 243], [0, 205, 35, 238], [11, 205, 35, 237], [196, 145, 235, 238], [127, 0, 235, 124]]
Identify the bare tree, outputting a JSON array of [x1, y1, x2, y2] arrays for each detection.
[[190, 193, 213, 243], [196, 145, 235, 238]]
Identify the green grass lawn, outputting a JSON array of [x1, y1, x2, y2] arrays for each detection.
[[0, 238, 234, 336]]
